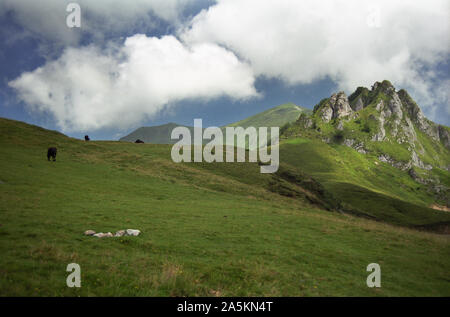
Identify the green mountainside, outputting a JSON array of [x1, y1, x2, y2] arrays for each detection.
[[281, 80, 450, 213], [119, 123, 192, 144], [226, 103, 309, 128], [120, 103, 307, 144]]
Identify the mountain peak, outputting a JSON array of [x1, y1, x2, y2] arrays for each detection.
[[371, 80, 395, 93], [313, 91, 353, 123], [292, 80, 450, 179]]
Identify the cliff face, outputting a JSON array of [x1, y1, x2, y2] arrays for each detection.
[[317, 91, 354, 123]]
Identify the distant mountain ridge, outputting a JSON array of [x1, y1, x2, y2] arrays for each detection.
[[120, 123, 194, 144], [120, 103, 308, 144]]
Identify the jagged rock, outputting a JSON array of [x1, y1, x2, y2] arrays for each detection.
[[297, 113, 313, 128], [352, 97, 364, 111], [398, 89, 440, 141], [388, 92, 403, 119], [411, 151, 432, 170], [126, 229, 141, 236], [438, 125, 450, 149], [378, 154, 411, 170], [320, 105, 333, 122], [344, 139, 355, 147], [330, 92, 353, 119], [372, 101, 386, 141], [307, 80, 449, 178], [319, 92, 353, 123], [84, 230, 96, 236], [408, 168, 427, 184], [355, 144, 367, 154]]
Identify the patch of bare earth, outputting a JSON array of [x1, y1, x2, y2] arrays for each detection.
[[430, 204, 450, 212]]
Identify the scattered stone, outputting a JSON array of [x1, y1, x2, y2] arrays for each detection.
[[86, 229, 141, 238], [126, 229, 141, 236], [343, 138, 355, 147], [115, 230, 126, 237]]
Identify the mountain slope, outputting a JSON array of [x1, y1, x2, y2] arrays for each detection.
[[120, 103, 307, 144], [0, 117, 449, 296], [281, 80, 450, 221], [119, 123, 192, 144], [225, 103, 308, 128]]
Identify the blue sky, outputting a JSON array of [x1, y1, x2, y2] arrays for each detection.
[[0, 0, 449, 140]]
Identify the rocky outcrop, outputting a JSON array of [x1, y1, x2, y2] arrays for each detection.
[[297, 113, 314, 129], [438, 125, 450, 149], [318, 92, 353, 123], [398, 89, 440, 141], [378, 154, 411, 170], [307, 80, 449, 179], [352, 97, 364, 111], [372, 101, 386, 141]]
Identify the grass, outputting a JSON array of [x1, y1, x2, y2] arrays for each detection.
[[0, 118, 449, 296], [225, 103, 307, 128], [279, 138, 450, 226]]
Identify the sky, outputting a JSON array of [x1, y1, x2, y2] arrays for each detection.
[[0, 0, 449, 140]]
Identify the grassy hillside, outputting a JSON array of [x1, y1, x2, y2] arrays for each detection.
[[119, 103, 307, 145], [279, 138, 450, 228], [282, 81, 450, 216], [0, 117, 449, 296], [225, 103, 307, 128]]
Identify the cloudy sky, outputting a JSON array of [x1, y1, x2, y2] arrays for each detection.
[[1, 0, 449, 140]]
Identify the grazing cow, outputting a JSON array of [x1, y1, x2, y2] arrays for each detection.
[[135, 139, 144, 143], [47, 147, 57, 161], [84, 135, 90, 141]]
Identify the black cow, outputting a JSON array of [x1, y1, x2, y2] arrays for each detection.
[[84, 135, 90, 141], [47, 147, 57, 161], [135, 139, 145, 143]]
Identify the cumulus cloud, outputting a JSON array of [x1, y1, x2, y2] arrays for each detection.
[[181, 0, 450, 120], [9, 34, 258, 131], [6, 0, 450, 129], [0, 0, 196, 45]]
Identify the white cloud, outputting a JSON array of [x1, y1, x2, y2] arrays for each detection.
[[6, 0, 450, 129], [0, 0, 196, 45], [9, 34, 258, 131], [181, 0, 450, 120]]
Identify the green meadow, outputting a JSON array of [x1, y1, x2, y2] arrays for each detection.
[[0, 118, 449, 296]]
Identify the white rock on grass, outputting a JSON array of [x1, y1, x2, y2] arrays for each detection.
[[115, 230, 126, 237], [93, 232, 113, 238], [126, 229, 141, 236], [88, 229, 141, 238]]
